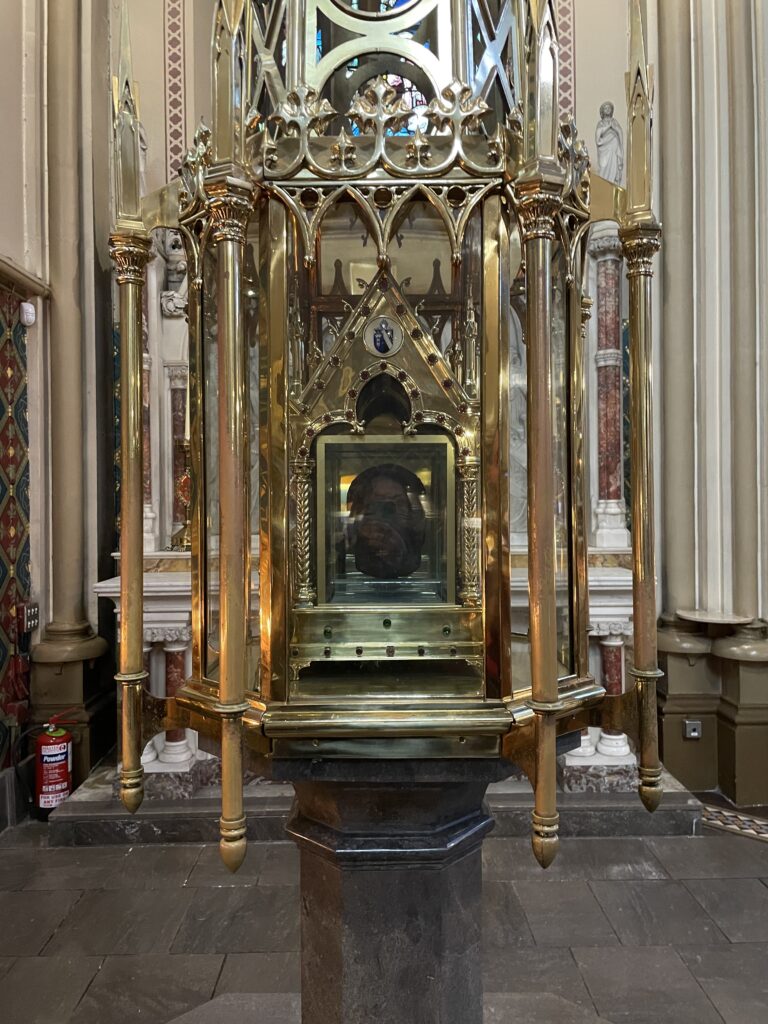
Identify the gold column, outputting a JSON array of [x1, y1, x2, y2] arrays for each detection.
[[481, 196, 511, 698], [517, 184, 562, 868], [620, 0, 663, 813], [458, 458, 481, 607], [572, 294, 592, 678], [292, 456, 316, 607], [208, 181, 253, 871], [621, 227, 663, 811], [110, 233, 153, 812]]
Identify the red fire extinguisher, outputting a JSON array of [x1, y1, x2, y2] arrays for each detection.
[[35, 714, 74, 818]]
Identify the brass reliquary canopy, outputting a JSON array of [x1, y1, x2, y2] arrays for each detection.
[[110, 0, 663, 868]]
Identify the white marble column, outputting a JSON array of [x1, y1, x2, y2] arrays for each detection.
[[726, 0, 758, 623]]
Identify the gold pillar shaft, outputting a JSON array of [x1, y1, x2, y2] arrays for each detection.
[[622, 226, 663, 812], [187, 270, 207, 681], [481, 197, 511, 698], [571, 293, 592, 678], [258, 202, 290, 702], [518, 185, 562, 868], [110, 233, 152, 814], [209, 183, 252, 870], [525, 234, 558, 705]]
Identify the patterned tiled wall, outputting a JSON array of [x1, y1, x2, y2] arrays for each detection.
[[556, 0, 575, 118], [0, 287, 31, 717], [164, 0, 187, 181]]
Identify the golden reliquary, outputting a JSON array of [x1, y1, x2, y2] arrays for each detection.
[[110, 0, 662, 870]]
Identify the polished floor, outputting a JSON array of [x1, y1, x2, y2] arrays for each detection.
[[0, 824, 767, 1023]]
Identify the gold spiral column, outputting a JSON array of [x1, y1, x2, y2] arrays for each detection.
[[110, 233, 153, 813], [207, 180, 253, 870], [291, 457, 316, 608]]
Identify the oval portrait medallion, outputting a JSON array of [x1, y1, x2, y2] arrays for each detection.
[[363, 315, 404, 358]]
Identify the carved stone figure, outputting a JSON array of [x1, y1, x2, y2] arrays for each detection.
[[595, 101, 624, 186], [162, 229, 187, 291]]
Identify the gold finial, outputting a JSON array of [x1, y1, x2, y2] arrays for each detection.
[[112, 0, 144, 231], [220, 0, 247, 35], [523, 0, 560, 166], [624, 0, 655, 223], [211, 0, 253, 167]]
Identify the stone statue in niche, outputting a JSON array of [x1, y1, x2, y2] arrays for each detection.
[[595, 101, 624, 186], [160, 229, 188, 318]]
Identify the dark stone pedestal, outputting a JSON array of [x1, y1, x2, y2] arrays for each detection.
[[276, 759, 512, 1024]]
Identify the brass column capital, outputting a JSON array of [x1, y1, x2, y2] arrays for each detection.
[[619, 223, 662, 277], [109, 233, 153, 283], [513, 182, 563, 242], [206, 180, 254, 245]]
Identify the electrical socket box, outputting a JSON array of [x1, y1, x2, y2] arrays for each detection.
[[683, 719, 702, 741], [19, 602, 39, 634]]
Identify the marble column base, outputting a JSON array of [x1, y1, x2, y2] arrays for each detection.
[[596, 732, 632, 757], [558, 753, 639, 794], [276, 759, 512, 1024]]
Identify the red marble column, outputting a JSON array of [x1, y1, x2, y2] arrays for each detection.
[[596, 251, 623, 501], [596, 634, 631, 754], [590, 233, 628, 547], [158, 637, 192, 764]]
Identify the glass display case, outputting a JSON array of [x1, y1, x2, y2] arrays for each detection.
[[317, 435, 455, 606]]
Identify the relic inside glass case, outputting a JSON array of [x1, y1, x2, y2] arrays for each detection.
[[317, 435, 455, 606]]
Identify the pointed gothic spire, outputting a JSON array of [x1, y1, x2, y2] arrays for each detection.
[[112, 0, 143, 229], [523, 0, 560, 166], [211, 0, 253, 167], [624, 0, 655, 221]]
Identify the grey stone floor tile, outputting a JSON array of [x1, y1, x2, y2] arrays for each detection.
[[105, 844, 203, 889], [258, 843, 300, 886], [0, 848, 33, 890], [482, 880, 535, 949], [647, 835, 768, 879], [685, 877, 768, 942], [1, 955, 101, 1024], [21, 845, 130, 890], [484, 992, 613, 1023], [482, 947, 594, 1006], [483, 837, 668, 882], [677, 943, 768, 1024], [0, 889, 82, 955], [573, 945, 724, 1024], [185, 842, 267, 887], [0, 822, 49, 848], [168, 993, 300, 1024], [514, 880, 618, 947], [43, 887, 195, 955], [214, 951, 300, 994], [591, 880, 728, 946], [0, 955, 16, 980], [171, 885, 300, 954], [69, 954, 224, 1024]]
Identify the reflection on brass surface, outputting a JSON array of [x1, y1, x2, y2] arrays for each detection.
[[110, 0, 663, 871]]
